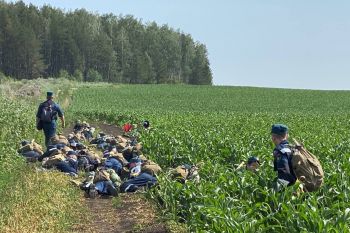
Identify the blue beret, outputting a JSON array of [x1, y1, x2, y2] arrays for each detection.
[[47, 91, 54, 97], [271, 124, 288, 135]]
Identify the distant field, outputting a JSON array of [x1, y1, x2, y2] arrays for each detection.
[[71, 84, 350, 114], [69, 84, 350, 232]]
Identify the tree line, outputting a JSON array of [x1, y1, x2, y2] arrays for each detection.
[[0, 1, 212, 84]]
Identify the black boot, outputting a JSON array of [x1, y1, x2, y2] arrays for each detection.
[[106, 181, 119, 197], [88, 184, 98, 198]]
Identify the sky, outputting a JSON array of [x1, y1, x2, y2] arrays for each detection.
[[13, 0, 350, 89]]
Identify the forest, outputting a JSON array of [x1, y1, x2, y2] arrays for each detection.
[[0, 1, 212, 84]]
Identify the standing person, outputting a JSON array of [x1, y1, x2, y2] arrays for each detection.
[[36, 91, 65, 147], [271, 124, 296, 191]]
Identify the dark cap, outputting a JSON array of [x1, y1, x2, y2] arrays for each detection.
[[21, 140, 30, 146], [47, 145, 56, 151], [143, 120, 150, 129], [70, 141, 77, 147], [108, 145, 117, 151], [47, 91, 54, 97], [76, 143, 86, 150], [56, 144, 65, 150], [67, 150, 77, 156], [271, 124, 288, 135], [247, 156, 260, 165]]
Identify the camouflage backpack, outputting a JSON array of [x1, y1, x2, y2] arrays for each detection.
[[18, 139, 43, 155], [291, 139, 324, 192], [50, 135, 69, 145], [18, 143, 34, 154], [171, 164, 200, 183], [93, 169, 111, 183], [43, 153, 65, 168], [31, 140, 44, 155], [142, 160, 162, 176]]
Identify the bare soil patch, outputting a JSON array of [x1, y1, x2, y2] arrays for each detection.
[[73, 194, 168, 233]]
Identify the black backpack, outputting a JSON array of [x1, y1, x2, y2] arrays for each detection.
[[40, 101, 56, 122]]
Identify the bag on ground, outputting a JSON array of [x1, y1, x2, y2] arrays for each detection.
[[171, 165, 190, 183], [142, 160, 162, 176], [50, 135, 69, 145], [43, 153, 66, 167], [93, 169, 111, 183]]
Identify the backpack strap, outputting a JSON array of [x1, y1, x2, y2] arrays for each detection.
[[43, 100, 53, 107], [45, 100, 58, 119]]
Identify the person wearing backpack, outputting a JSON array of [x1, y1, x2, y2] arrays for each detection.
[[271, 124, 297, 191], [36, 91, 65, 147]]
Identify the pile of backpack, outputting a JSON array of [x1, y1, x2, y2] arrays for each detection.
[[19, 121, 163, 197], [18, 119, 325, 198]]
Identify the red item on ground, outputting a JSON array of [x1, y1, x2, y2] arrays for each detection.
[[123, 123, 133, 132]]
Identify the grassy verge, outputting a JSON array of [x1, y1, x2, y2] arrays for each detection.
[[0, 166, 88, 233], [0, 78, 88, 233]]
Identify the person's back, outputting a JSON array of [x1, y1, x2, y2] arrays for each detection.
[[36, 91, 65, 147]]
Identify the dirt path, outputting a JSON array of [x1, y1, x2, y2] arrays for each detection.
[[79, 194, 168, 233], [64, 123, 169, 233]]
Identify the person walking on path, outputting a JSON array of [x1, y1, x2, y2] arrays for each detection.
[[36, 91, 65, 147]]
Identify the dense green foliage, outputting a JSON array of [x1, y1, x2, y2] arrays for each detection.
[[69, 85, 350, 232], [0, 97, 40, 189], [0, 1, 212, 85]]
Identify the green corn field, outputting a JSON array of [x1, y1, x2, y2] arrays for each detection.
[[70, 85, 350, 232], [1, 83, 350, 232]]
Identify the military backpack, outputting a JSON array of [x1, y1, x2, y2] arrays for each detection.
[[171, 164, 200, 183], [40, 101, 57, 122], [291, 138, 324, 192], [142, 160, 162, 176]]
